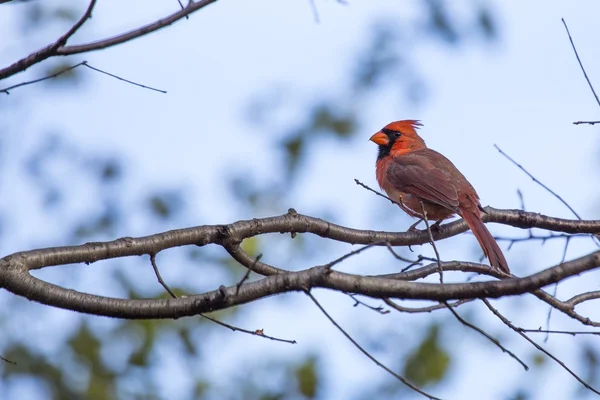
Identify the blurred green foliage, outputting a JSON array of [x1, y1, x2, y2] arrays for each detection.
[[403, 324, 450, 387]]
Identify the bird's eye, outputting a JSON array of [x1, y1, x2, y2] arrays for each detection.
[[381, 128, 402, 139]]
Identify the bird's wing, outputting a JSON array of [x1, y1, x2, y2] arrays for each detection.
[[385, 151, 460, 212]]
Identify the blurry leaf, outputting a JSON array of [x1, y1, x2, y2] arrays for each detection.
[[477, 8, 496, 39], [353, 22, 403, 90], [99, 159, 122, 182], [403, 324, 450, 386], [259, 394, 285, 400], [283, 135, 304, 173], [510, 390, 530, 400], [178, 327, 197, 356], [425, 0, 458, 44], [195, 380, 210, 397], [127, 320, 158, 367], [1, 344, 78, 399], [148, 190, 184, 220], [43, 62, 83, 87], [24, 3, 44, 28], [73, 209, 117, 239], [311, 106, 355, 137], [68, 323, 101, 370], [295, 356, 318, 398], [532, 353, 545, 367], [53, 7, 77, 21], [581, 343, 599, 387], [241, 237, 260, 257]]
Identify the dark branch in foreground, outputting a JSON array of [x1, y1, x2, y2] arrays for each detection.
[[0, 208, 598, 320]]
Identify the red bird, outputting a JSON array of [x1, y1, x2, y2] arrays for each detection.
[[369, 120, 509, 274]]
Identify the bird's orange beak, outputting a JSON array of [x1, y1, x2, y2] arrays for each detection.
[[369, 132, 388, 145]]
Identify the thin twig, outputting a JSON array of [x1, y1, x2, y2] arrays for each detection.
[[198, 313, 297, 344], [385, 298, 473, 314], [483, 299, 600, 395], [517, 189, 534, 239], [322, 242, 380, 270], [573, 121, 600, 125], [82, 62, 166, 93], [306, 291, 440, 400], [420, 202, 443, 284], [349, 294, 390, 314], [1, 61, 167, 94], [562, 18, 600, 107], [444, 301, 528, 370], [150, 253, 296, 344], [518, 328, 600, 336], [56, 0, 97, 46], [355, 178, 403, 207], [544, 236, 571, 341], [1, 61, 86, 94], [1, 355, 15, 364], [176, 0, 189, 19], [401, 255, 439, 272], [236, 253, 262, 295], [309, 0, 320, 23], [384, 242, 419, 263], [150, 253, 177, 298], [494, 145, 582, 220], [495, 233, 582, 245]]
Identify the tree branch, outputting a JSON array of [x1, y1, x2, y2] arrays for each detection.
[[0, 0, 219, 81]]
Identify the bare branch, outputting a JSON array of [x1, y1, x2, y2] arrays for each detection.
[[82, 63, 167, 93], [385, 298, 474, 314], [55, 0, 218, 56], [149, 251, 296, 344], [517, 328, 600, 336], [562, 18, 600, 108], [0, 61, 167, 94], [494, 145, 583, 221], [419, 201, 443, 283], [150, 253, 177, 298], [0, 0, 218, 81], [306, 291, 440, 400], [1, 61, 86, 94], [198, 313, 297, 345], [573, 120, 600, 125], [0, 207, 598, 319], [565, 290, 600, 307], [349, 294, 390, 314], [355, 178, 403, 207], [483, 299, 600, 395], [236, 253, 262, 295], [0, 1, 97, 80], [1, 242, 599, 319], [444, 301, 528, 370]]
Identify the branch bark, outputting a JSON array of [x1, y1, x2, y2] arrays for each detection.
[[0, 208, 598, 319], [0, 0, 219, 81]]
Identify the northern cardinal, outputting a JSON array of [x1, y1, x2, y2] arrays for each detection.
[[369, 120, 509, 274]]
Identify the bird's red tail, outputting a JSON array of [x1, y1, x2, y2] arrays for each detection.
[[462, 210, 510, 274]]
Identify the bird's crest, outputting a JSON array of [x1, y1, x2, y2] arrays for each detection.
[[383, 120, 423, 135]]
